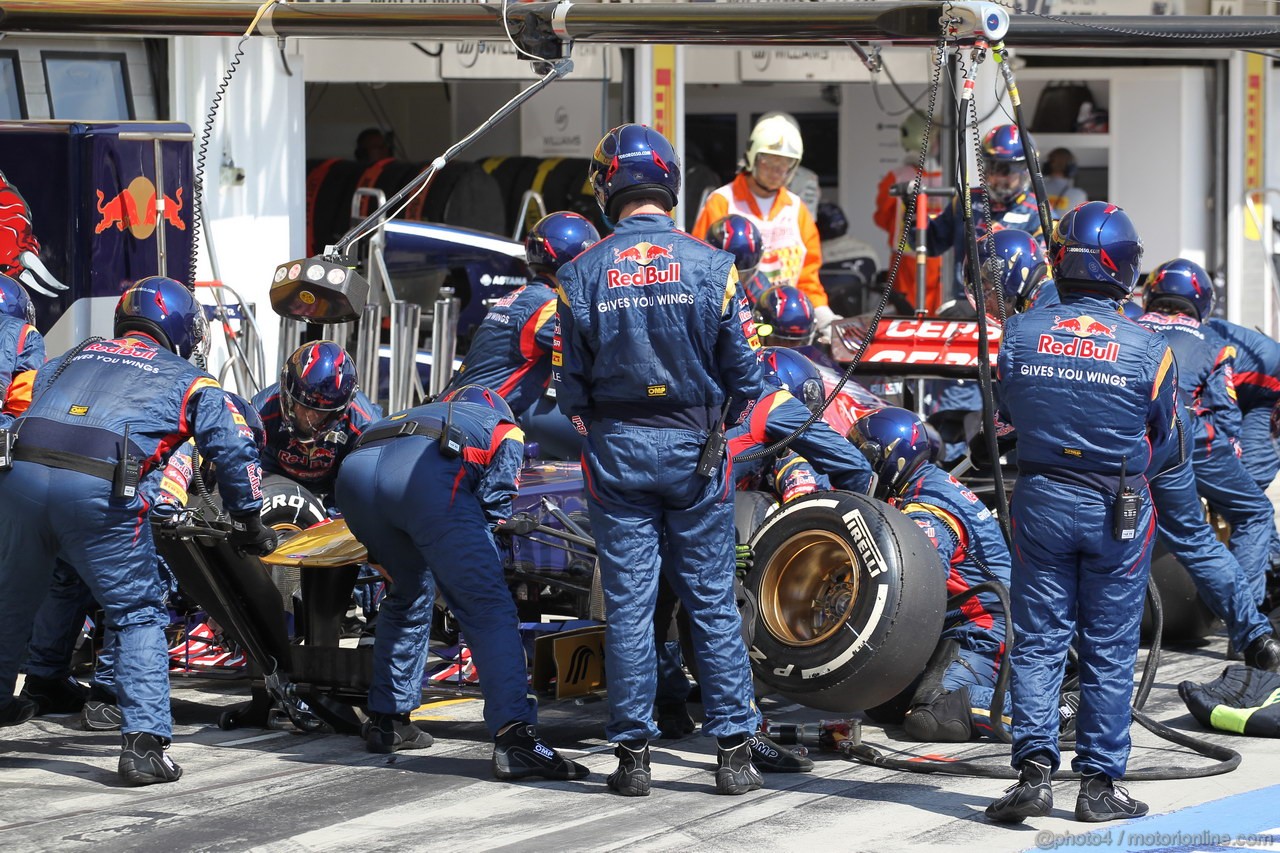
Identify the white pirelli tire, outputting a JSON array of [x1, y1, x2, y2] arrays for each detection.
[[745, 490, 946, 713]]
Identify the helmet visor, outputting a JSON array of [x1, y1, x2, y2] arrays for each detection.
[[282, 385, 344, 439]]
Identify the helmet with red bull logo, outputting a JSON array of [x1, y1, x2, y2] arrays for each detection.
[[848, 407, 932, 502], [759, 347, 825, 414], [705, 215, 764, 282], [977, 229, 1049, 315], [755, 285, 816, 347], [1049, 201, 1143, 297], [440, 383, 515, 423], [525, 212, 600, 276], [280, 341, 358, 438], [980, 124, 1033, 205], [113, 276, 208, 360], [0, 273, 35, 325], [1143, 258, 1214, 321], [588, 124, 681, 223]]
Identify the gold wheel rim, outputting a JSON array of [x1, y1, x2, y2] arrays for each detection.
[[758, 529, 859, 647]]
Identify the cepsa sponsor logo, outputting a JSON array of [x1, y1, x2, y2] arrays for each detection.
[[607, 242, 681, 288], [1037, 314, 1120, 362]]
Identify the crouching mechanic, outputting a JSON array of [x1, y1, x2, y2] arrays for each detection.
[[333, 383, 587, 781], [850, 407, 1011, 741], [0, 276, 276, 784], [730, 347, 873, 497], [988, 202, 1178, 824], [443, 211, 599, 419], [22, 394, 272, 730], [254, 340, 380, 504]]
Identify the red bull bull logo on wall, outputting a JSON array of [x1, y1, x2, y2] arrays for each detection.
[[1037, 314, 1120, 362], [95, 176, 185, 239], [607, 241, 681, 288]]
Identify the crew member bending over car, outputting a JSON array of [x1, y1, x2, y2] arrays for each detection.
[[1138, 260, 1277, 614], [851, 406, 1012, 742], [334, 384, 588, 782], [0, 276, 276, 786], [729, 347, 874, 497], [443, 211, 599, 419], [1136, 260, 1279, 670]]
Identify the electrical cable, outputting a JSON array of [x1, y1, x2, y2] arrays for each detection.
[[189, 0, 280, 292]]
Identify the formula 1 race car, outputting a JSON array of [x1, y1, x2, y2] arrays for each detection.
[[161, 453, 945, 733]]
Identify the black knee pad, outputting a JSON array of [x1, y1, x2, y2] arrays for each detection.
[[903, 686, 975, 742]]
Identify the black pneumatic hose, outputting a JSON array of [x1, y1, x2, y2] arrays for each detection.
[[842, 574, 1240, 780]]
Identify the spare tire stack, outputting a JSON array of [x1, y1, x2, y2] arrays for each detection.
[[307, 155, 608, 255]]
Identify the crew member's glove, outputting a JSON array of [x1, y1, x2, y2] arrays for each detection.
[[229, 513, 279, 556], [494, 513, 539, 537], [813, 304, 843, 345], [735, 543, 755, 577]]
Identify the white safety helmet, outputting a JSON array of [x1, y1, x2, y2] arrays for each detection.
[[745, 114, 804, 177]]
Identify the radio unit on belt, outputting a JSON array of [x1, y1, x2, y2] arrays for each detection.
[[1113, 455, 1141, 541], [112, 423, 140, 500], [0, 428, 13, 471], [695, 400, 733, 479]]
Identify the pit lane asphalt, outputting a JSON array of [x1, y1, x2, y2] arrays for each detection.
[[7, 496, 1280, 853], [5, 632, 1280, 852]]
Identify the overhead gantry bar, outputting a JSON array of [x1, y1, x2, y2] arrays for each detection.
[[0, 1, 1278, 49]]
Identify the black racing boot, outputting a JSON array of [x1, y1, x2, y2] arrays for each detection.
[[81, 685, 123, 731], [20, 674, 89, 715], [655, 701, 696, 739], [118, 732, 183, 786], [903, 688, 975, 742], [1075, 771, 1148, 822], [362, 712, 433, 754], [1243, 635, 1280, 673], [747, 733, 814, 773], [0, 696, 36, 727], [492, 722, 589, 781], [715, 736, 763, 795], [606, 741, 651, 797], [985, 758, 1053, 823]]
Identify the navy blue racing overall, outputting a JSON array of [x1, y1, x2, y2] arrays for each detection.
[[997, 293, 1178, 778], [557, 212, 764, 743], [334, 402, 532, 735], [0, 335, 264, 739]]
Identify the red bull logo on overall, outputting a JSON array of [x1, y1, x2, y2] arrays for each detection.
[[95, 176, 185, 239], [607, 241, 681, 288], [1038, 314, 1120, 362]]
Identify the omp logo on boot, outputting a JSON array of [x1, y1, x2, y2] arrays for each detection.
[[607, 242, 681, 288], [565, 645, 594, 684]]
